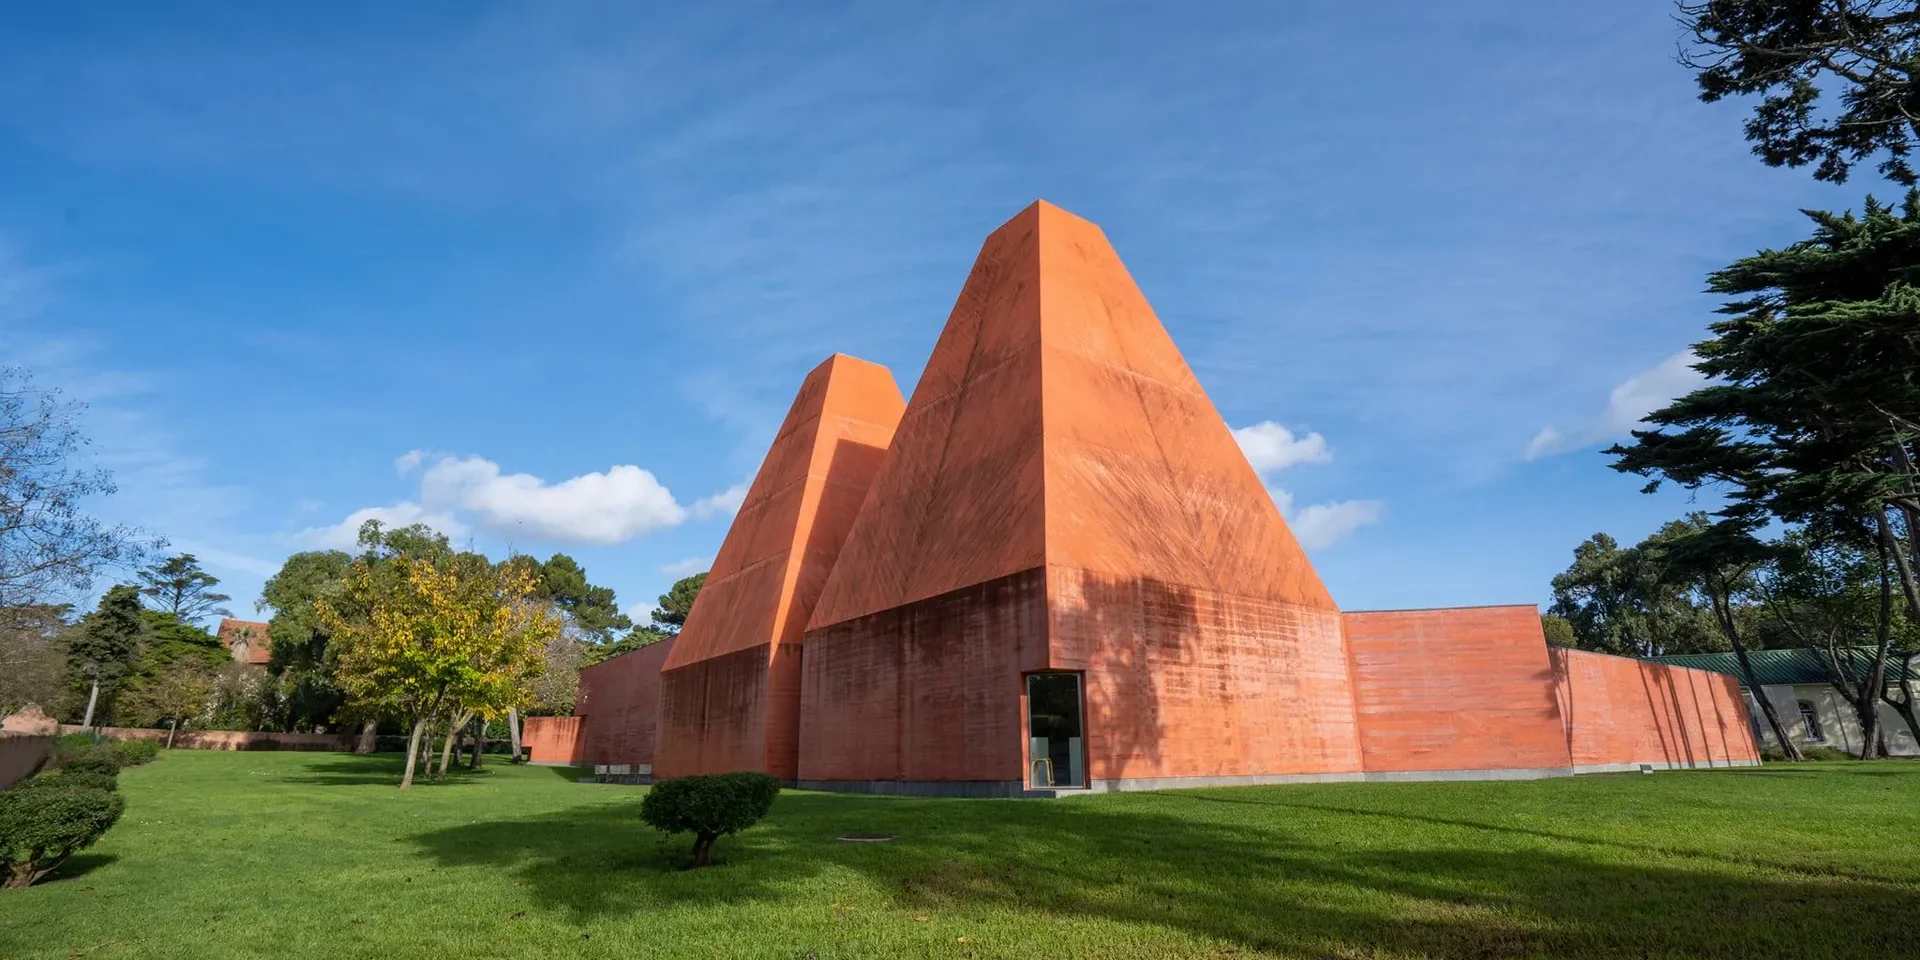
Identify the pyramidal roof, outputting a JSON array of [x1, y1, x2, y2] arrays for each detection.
[[808, 201, 1334, 632], [663, 354, 905, 671]]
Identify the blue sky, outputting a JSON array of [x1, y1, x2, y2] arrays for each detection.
[[0, 1, 1877, 624]]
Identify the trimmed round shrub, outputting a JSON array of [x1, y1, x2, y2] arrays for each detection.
[[53, 746, 122, 777], [640, 772, 782, 867], [0, 784, 124, 888], [109, 739, 160, 766]]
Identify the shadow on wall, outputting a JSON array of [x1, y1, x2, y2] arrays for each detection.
[[1051, 572, 1202, 782], [405, 779, 1916, 957]]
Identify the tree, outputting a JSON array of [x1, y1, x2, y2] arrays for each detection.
[[640, 772, 781, 867], [528, 553, 631, 643], [0, 369, 150, 613], [1680, 0, 1920, 184], [651, 572, 707, 633], [1540, 614, 1578, 647], [136, 554, 231, 625], [119, 663, 214, 745], [0, 604, 69, 720], [1548, 532, 1724, 656], [132, 610, 227, 680], [66, 586, 144, 727], [320, 550, 558, 790], [582, 625, 672, 666], [259, 550, 353, 733], [1609, 191, 1920, 758]]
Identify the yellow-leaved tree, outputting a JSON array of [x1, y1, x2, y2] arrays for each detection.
[[319, 551, 557, 790]]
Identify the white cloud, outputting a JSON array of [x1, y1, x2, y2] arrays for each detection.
[[292, 502, 467, 550], [623, 602, 660, 627], [1233, 420, 1381, 550], [1290, 500, 1385, 550], [393, 449, 427, 474], [1526, 350, 1705, 459], [417, 455, 687, 544], [1232, 421, 1332, 472], [660, 556, 712, 578], [691, 482, 749, 520]]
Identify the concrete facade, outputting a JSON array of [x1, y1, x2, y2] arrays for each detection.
[[1749, 683, 1920, 757], [553, 200, 1761, 794]]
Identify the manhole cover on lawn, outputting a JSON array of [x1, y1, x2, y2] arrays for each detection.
[[837, 833, 897, 842]]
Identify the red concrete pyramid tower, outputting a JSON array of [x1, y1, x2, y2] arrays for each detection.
[[798, 202, 1362, 791], [653, 354, 905, 780]]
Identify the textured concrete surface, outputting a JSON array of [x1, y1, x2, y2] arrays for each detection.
[[1550, 647, 1760, 769], [1345, 605, 1575, 774], [803, 201, 1362, 789], [571, 636, 676, 768], [656, 354, 904, 779], [521, 715, 582, 764]]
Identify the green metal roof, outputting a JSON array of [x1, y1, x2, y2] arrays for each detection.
[[1647, 647, 1917, 687]]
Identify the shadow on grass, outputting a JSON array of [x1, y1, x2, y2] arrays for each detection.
[[39, 853, 118, 884], [275, 754, 500, 788], [406, 790, 1914, 958]]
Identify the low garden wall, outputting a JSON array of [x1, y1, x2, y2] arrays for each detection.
[[58, 725, 358, 752], [0, 733, 53, 789]]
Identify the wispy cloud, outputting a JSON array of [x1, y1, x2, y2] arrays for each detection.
[[1525, 350, 1705, 459], [659, 556, 711, 578], [691, 483, 748, 520], [1231, 420, 1382, 549], [291, 502, 467, 551]]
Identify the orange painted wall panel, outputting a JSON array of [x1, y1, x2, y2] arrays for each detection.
[[569, 636, 676, 767], [799, 569, 1039, 785], [1550, 648, 1761, 768], [522, 716, 583, 765], [1344, 606, 1573, 774], [1052, 566, 1363, 781]]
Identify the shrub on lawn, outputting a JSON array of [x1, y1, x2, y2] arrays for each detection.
[[14, 770, 118, 794], [51, 746, 122, 778], [109, 739, 160, 766], [640, 772, 781, 867], [0, 781, 125, 888], [51, 732, 107, 753]]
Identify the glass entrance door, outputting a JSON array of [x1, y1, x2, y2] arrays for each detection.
[[1026, 673, 1085, 788]]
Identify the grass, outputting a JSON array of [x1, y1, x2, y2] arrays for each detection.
[[2, 753, 1916, 959]]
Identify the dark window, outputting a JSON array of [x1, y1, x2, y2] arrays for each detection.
[[1797, 701, 1824, 742]]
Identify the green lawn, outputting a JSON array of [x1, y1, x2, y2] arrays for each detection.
[[2, 752, 1915, 959]]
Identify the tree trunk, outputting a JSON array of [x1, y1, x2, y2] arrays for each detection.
[[356, 719, 377, 755], [1713, 585, 1802, 760], [469, 717, 484, 769], [692, 831, 717, 867], [81, 679, 100, 729], [166, 719, 177, 749], [400, 717, 428, 790], [508, 707, 523, 761], [435, 710, 471, 781], [1882, 651, 1920, 746]]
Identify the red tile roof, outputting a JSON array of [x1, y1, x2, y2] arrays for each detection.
[[217, 618, 273, 665]]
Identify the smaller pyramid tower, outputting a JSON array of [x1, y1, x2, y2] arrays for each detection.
[[653, 354, 905, 780]]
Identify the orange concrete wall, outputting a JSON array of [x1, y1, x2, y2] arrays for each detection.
[[1549, 648, 1760, 769], [572, 637, 675, 767], [799, 569, 1039, 785], [1344, 606, 1573, 774], [1052, 567, 1362, 781], [656, 354, 903, 779], [521, 715, 583, 764]]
